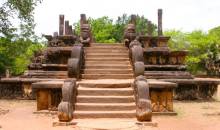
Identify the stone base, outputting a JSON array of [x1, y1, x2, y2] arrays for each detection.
[[33, 110, 57, 115], [153, 111, 177, 116], [136, 121, 158, 127], [52, 121, 77, 127]]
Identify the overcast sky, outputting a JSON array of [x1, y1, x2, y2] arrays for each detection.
[[34, 0, 220, 36]]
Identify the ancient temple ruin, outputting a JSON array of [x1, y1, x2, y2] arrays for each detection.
[[0, 9, 220, 123]]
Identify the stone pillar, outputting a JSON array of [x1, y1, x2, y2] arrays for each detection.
[[53, 32, 58, 37], [68, 25, 73, 35], [80, 14, 87, 25], [65, 20, 69, 35], [5, 68, 10, 78], [130, 14, 136, 25], [59, 15, 64, 35], [158, 9, 163, 36], [147, 21, 153, 36]]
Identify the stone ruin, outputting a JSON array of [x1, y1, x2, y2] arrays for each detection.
[[0, 10, 220, 124]]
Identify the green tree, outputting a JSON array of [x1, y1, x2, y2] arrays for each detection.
[[165, 28, 220, 75], [74, 14, 157, 43], [0, 37, 44, 75], [89, 16, 116, 43], [0, 0, 43, 76], [0, 0, 42, 37], [164, 29, 189, 51]]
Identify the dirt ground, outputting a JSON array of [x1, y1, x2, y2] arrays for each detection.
[[0, 99, 220, 130]]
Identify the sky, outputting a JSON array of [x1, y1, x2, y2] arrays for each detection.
[[34, 0, 220, 36]]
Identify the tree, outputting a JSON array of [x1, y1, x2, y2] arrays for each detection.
[[0, 0, 42, 37], [74, 14, 157, 43], [0, 0, 43, 76], [165, 28, 220, 75], [89, 16, 116, 43], [164, 30, 190, 51]]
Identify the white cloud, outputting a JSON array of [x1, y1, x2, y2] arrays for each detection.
[[34, 0, 220, 36]]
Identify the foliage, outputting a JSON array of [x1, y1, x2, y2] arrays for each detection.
[[0, 37, 44, 75], [164, 30, 190, 51], [89, 16, 116, 43], [0, 0, 43, 76], [165, 29, 220, 75], [74, 14, 157, 43], [0, 0, 42, 37]]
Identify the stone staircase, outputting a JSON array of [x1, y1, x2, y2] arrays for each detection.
[[74, 43, 135, 118], [74, 80, 136, 118], [82, 43, 133, 79]]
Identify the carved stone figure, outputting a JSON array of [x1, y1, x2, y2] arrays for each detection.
[[124, 24, 136, 47], [80, 24, 91, 46]]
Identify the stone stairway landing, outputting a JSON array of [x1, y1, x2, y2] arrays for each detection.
[[82, 43, 133, 79]]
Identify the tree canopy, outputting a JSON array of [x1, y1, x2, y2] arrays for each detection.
[[0, 0, 44, 76], [74, 14, 157, 43], [165, 27, 220, 75]]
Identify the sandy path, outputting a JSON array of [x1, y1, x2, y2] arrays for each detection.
[[0, 100, 220, 130]]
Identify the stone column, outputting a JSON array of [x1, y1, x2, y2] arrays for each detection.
[[59, 15, 64, 35], [68, 25, 73, 35], [147, 21, 153, 36], [80, 14, 87, 25], [158, 9, 163, 36], [130, 14, 136, 25], [65, 21, 69, 35]]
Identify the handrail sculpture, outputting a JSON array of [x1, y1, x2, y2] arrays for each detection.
[[58, 79, 77, 122], [129, 39, 145, 77], [67, 44, 84, 79], [133, 75, 152, 121]]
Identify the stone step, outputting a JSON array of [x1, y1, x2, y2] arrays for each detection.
[[85, 58, 130, 61], [91, 43, 124, 46], [77, 87, 133, 96], [74, 110, 135, 118], [25, 71, 67, 76], [83, 69, 133, 74], [85, 49, 128, 53], [86, 46, 126, 49], [82, 74, 133, 79], [84, 48, 128, 52], [29, 75, 67, 79], [85, 61, 130, 65], [84, 64, 132, 69], [79, 81, 132, 88], [75, 103, 136, 111], [85, 53, 129, 58], [77, 96, 134, 103]]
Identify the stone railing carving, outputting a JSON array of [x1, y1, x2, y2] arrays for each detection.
[[67, 44, 84, 79], [133, 75, 152, 122], [129, 40, 145, 77], [58, 79, 77, 122]]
